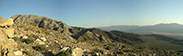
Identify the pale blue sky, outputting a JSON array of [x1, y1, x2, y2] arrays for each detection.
[[0, 0, 183, 27]]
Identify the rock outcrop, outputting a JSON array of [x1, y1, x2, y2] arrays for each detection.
[[0, 16, 18, 56], [71, 47, 84, 56]]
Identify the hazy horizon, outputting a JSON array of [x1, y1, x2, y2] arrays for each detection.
[[1, 0, 183, 27]]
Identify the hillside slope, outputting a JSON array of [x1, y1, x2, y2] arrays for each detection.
[[11, 15, 143, 45]]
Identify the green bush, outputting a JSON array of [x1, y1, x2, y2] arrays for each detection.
[[122, 45, 126, 48], [77, 40, 81, 43], [139, 46, 146, 50], [104, 44, 108, 46], [13, 37, 19, 41], [119, 50, 124, 54], [45, 32, 49, 34], [25, 28, 29, 31], [107, 46, 113, 50], [34, 45, 47, 51], [24, 51, 31, 55], [177, 52, 181, 55], [63, 38, 67, 40], [56, 50, 72, 56], [25, 38, 35, 44], [36, 31, 40, 33]]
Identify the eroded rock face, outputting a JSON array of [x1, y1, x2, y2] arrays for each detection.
[[0, 16, 17, 56]]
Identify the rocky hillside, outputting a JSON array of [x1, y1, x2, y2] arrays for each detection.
[[11, 15, 143, 45], [0, 15, 180, 56]]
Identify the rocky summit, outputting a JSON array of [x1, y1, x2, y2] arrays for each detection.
[[0, 15, 182, 56]]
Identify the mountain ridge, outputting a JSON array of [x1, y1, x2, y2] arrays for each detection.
[[11, 15, 143, 45]]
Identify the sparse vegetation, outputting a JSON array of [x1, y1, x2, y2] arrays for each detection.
[[14, 32, 17, 34], [122, 45, 126, 49], [25, 28, 29, 31], [63, 38, 67, 40], [13, 37, 19, 41], [34, 45, 47, 51], [107, 45, 113, 50], [76, 39, 81, 43], [45, 32, 49, 35], [104, 44, 108, 46], [25, 38, 35, 44], [17, 46, 20, 50], [36, 31, 40, 33], [24, 51, 31, 55], [56, 50, 72, 56], [119, 50, 123, 54], [139, 46, 146, 50]]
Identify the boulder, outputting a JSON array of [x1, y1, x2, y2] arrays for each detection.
[[34, 39, 45, 45], [13, 51, 22, 55], [71, 47, 84, 56], [40, 37, 46, 41], [20, 36, 28, 41], [60, 47, 69, 51]]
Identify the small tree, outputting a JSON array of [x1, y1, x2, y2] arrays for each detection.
[[34, 45, 47, 51], [56, 50, 72, 56], [122, 45, 126, 49], [24, 51, 31, 55], [107, 46, 113, 50], [177, 52, 181, 55], [25, 38, 35, 44], [13, 37, 19, 41], [139, 46, 146, 51], [119, 50, 124, 54]]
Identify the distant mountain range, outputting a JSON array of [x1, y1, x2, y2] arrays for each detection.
[[98, 23, 183, 34]]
